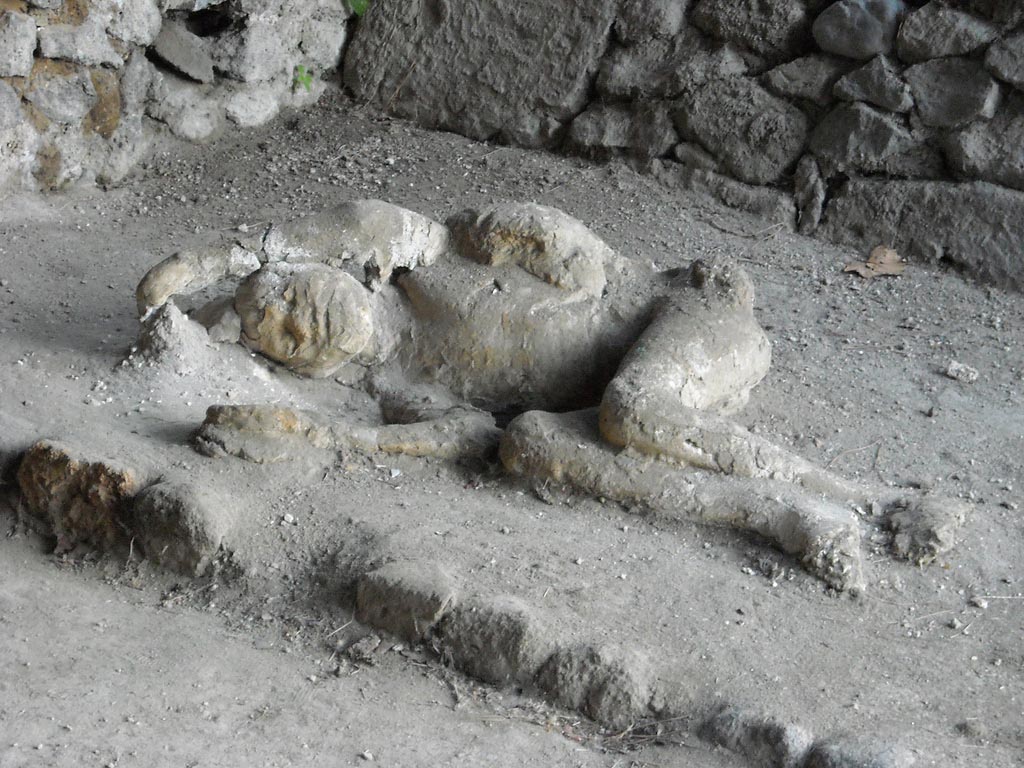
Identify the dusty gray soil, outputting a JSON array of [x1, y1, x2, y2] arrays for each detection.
[[1, 86, 1022, 767]]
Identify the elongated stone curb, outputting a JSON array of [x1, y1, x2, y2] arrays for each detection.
[[355, 561, 457, 644]]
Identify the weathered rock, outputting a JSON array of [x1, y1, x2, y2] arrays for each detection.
[[236, 263, 375, 378], [0, 80, 21, 133], [25, 66, 99, 125], [446, 203, 611, 299], [944, 97, 1024, 191], [805, 740, 915, 768], [630, 101, 678, 158], [597, 35, 746, 101], [17, 440, 139, 552], [702, 706, 814, 768], [692, 0, 812, 62], [194, 404, 340, 464], [108, 0, 163, 46], [763, 53, 851, 106], [439, 596, 555, 687], [136, 243, 260, 315], [130, 302, 221, 376], [963, 0, 1024, 29], [812, 0, 908, 60], [298, 6, 350, 67], [795, 155, 826, 234], [567, 104, 632, 155], [810, 102, 941, 178], [904, 58, 1000, 128], [214, 17, 289, 83], [130, 480, 237, 575], [146, 71, 225, 141], [986, 31, 1024, 92], [355, 561, 457, 643], [38, 17, 123, 68], [674, 76, 809, 185], [344, 0, 618, 147], [191, 296, 242, 343], [821, 178, 1024, 290], [654, 160, 796, 229], [536, 644, 654, 730], [152, 21, 215, 84], [896, 1, 998, 64], [224, 87, 280, 128], [0, 11, 36, 78], [614, 0, 686, 43], [833, 55, 913, 112]]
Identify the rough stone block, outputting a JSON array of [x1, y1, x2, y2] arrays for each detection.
[[107, 0, 163, 46], [805, 740, 915, 768], [536, 644, 654, 730], [26, 65, 98, 124], [17, 440, 140, 552], [214, 17, 289, 83], [439, 596, 554, 687], [833, 55, 912, 112], [614, 0, 686, 44], [674, 75, 808, 185], [986, 30, 1024, 92], [904, 57, 1000, 128], [795, 154, 826, 234], [944, 96, 1024, 191], [821, 178, 1024, 290], [763, 53, 851, 107], [812, 0, 908, 60], [896, 1, 998, 63], [629, 101, 677, 158], [692, 0, 811, 62], [0, 11, 36, 78], [130, 480, 237, 575], [0, 79, 23, 132], [344, 0, 618, 147], [355, 561, 456, 643], [146, 70, 225, 141], [567, 103, 632, 154], [810, 102, 941, 178], [38, 17, 122, 68], [152, 21, 215, 84]]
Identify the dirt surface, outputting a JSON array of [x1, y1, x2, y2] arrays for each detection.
[[1, 86, 1022, 767]]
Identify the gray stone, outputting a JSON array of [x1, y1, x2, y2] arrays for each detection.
[[810, 102, 941, 178], [536, 644, 654, 730], [26, 68, 99, 125], [214, 17, 289, 83], [344, 0, 618, 147], [567, 104, 632, 154], [224, 87, 280, 128], [130, 480, 238, 576], [108, 0, 163, 46], [821, 178, 1024, 290], [152, 21, 215, 84], [597, 35, 746, 101], [805, 740, 915, 768], [812, 0, 908, 60], [986, 31, 1024, 92], [0, 80, 22, 132], [905, 57, 1000, 128], [355, 561, 457, 643], [701, 706, 813, 768], [438, 596, 555, 687], [27, 0, 62, 8], [944, 97, 1024, 191], [654, 160, 796, 230], [146, 71, 225, 141], [963, 0, 1024, 29], [0, 11, 35, 78], [38, 18, 123, 68], [692, 0, 811, 62], [833, 55, 913, 112], [795, 155, 825, 234], [763, 54, 851, 106], [674, 76, 809, 185], [896, 1, 998, 63], [673, 141, 720, 171], [629, 101, 677, 158], [615, 0, 686, 43], [299, 7, 350, 68]]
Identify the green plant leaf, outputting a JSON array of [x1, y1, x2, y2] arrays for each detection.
[[350, 0, 369, 16], [294, 65, 313, 92]]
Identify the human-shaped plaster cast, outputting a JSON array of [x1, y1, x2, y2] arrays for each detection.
[[135, 200, 967, 592]]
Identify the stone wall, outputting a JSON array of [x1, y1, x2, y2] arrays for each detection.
[[345, 0, 1024, 290], [3, 0, 1023, 288], [0, 0, 351, 191]]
